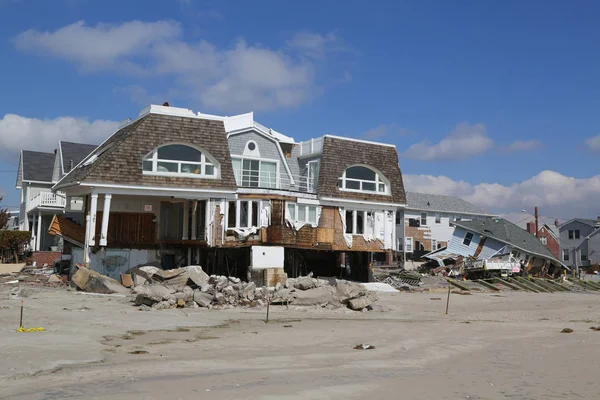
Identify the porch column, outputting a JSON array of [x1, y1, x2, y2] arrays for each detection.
[[100, 194, 112, 246], [30, 214, 36, 250], [36, 211, 42, 251], [182, 200, 189, 240], [89, 193, 98, 246], [191, 201, 198, 240]]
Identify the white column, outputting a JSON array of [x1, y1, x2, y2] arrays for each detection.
[[84, 214, 91, 267], [30, 213, 36, 250], [402, 209, 406, 265], [182, 200, 189, 240], [100, 194, 112, 246], [191, 201, 198, 240], [36, 211, 42, 251], [89, 193, 98, 246]]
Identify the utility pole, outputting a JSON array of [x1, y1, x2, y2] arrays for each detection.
[[534, 206, 539, 238]]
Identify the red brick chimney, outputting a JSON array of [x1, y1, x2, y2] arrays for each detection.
[[526, 221, 536, 234]]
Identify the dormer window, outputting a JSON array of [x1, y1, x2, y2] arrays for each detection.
[[142, 144, 217, 178], [337, 165, 388, 194]]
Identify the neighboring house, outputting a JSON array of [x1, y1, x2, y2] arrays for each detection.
[[45, 104, 405, 282], [2, 210, 19, 231], [424, 218, 565, 275], [397, 192, 496, 258], [558, 218, 600, 268], [15, 142, 96, 251], [525, 221, 560, 259]]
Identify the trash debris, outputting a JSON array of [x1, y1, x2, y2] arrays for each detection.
[[590, 326, 600, 331], [354, 344, 376, 350], [561, 328, 574, 333], [16, 326, 46, 332]]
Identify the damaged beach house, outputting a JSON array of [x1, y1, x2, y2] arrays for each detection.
[[423, 217, 568, 278], [16, 104, 406, 285]]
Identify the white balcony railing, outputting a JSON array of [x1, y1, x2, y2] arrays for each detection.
[[299, 137, 324, 156], [28, 191, 67, 212], [233, 168, 317, 193]]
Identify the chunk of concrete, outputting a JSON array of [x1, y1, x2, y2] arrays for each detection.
[[291, 286, 336, 306], [47, 274, 62, 284], [184, 266, 209, 287], [241, 282, 256, 299], [213, 292, 225, 304], [132, 282, 176, 302], [294, 276, 318, 291], [223, 285, 237, 297], [194, 290, 213, 308], [336, 280, 367, 303], [347, 292, 378, 311], [72, 266, 130, 294]]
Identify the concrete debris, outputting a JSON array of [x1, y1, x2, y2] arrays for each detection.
[[126, 270, 379, 311], [47, 274, 62, 284], [354, 344, 376, 350], [72, 266, 130, 295]]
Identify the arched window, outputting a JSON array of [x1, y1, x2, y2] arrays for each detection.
[[142, 144, 217, 178], [338, 165, 388, 194]]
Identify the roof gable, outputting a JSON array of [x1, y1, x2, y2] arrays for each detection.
[[317, 136, 406, 204], [60, 141, 98, 174], [21, 150, 55, 183], [56, 113, 237, 191], [406, 192, 493, 215], [559, 218, 598, 229]]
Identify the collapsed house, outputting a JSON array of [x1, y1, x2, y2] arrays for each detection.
[[33, 104, 405, 284], [423, 217, 567, 278]]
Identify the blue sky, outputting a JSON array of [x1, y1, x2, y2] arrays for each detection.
[[0, 0, 599, 219]]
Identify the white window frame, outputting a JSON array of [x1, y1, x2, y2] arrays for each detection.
[[142, 144, 218, 179], [463, 231, 474, 246], [420, 212, 427, 226], [338, 165, 389, 195], [562, 249, 569, 261], [344, 209, 373, 235], [580, 251, 588, 262], [405, 237, 413, 252], [540, 236, 547, 245], [231, 155, 280, 189], [226, 200, 260, 229], [286, 202, 318, 225], [435, 213, 441, 224], [307, 160, 320, 192]]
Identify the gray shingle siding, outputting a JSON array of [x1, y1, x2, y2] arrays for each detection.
[[559, 220, 598, 267], [227, 131, 290, 183]]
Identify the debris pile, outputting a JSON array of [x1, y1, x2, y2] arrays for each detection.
[[373, 267, 423, 289], [127, 267, 379, 311]]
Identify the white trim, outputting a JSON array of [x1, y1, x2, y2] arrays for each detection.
[[67, 183, 237, 199], [236, 187, 318, 199], [338, 164, 390, 196], [22, 180, 53, 185], [320, 196, 405, 209], [59, 141, 65, 176], [296, 198, 320, 205], [324, 134, 396, 148], [228, 127, 296, 185], [142, 171, 220, 180]]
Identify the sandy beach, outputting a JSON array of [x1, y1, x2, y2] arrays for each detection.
[[1, 285, 599, 400]]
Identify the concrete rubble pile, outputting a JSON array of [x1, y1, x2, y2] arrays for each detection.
[[127, 267, 379, 311]]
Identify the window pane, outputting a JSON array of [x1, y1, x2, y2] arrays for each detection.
[[157, 145, 202, 162], [298, 205, 306, 222], [346, 180, 360, 190], [232, 159, 242, 184], [338, 178, 343, 188], [345, 166, 376, 180], [378, 183, 385, 192], [181, 163, 202, 174], [242, 160, 259, 187], [345, 210, 353, 234], [362, 181, 376, 191], [287, 203, 296, 220], [463, 232, 473, 246], [575, 230, 580, 239], [251, 201, 258, 227], [142, 160, 153, 171], [204, 164, 215, 176], [356, 211, 364, 234], [308, 206, 317, 224], [227, 201, 236, 228], [157, 161, 178, 173], [260, 161, 277, 188], [240, 201, 249, 227]]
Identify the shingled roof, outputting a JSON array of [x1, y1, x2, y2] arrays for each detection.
[[454, 218, 560, 262], [20, 150, 55, 183], [60, 141, 97, 174], [317, 136, 406, 204], [55, 113, 238, 191], [406, 192, 493, 216]]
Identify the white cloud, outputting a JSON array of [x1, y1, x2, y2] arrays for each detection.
[[403, 122, 494, 161], [585, 134, 600, 153], [14, 21, 346, 112], [0, 113, 119, 161], [504, 139, 543, 152], [403, 170, 600, 218]]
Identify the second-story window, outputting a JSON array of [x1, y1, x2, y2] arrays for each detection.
[[232, 157, 278, 188], [568, 229, 580, 239], [286, 202, 318, 225], [142, 144, 217, 178], [338, 165, 388, 194], [420, 212, 427, 226]]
